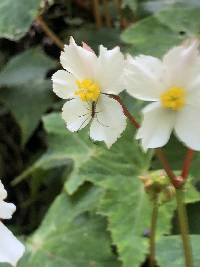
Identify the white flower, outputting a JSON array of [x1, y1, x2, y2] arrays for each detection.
[[0, 180, 25, 266], [125, 40, 200, 151], [52, 37, 126, 148]]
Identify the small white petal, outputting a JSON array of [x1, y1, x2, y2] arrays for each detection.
[[60, 37, 97, 80], [186, 83, 200, 107], [136, 102, 175, 150], [0, 222, 25, 266], [0, 201, 16, 219], [125, 55, 166, 101], [95, 46, 125, 94], [163, 39, 200, 87], [89, 95, 126, 148], [0, 181, 7, 201], [52, 70, 76, 99], [175, 105, 200, 150], [62, 98, 91, 132]]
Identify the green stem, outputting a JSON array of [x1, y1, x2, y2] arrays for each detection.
[[149, 194, 158, 267], [176, 189, 193, 267]]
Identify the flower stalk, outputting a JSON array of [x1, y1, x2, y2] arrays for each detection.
[[149, 194, 159, 267], [181, 149, 194, 180], [176, 189, 193, 267]]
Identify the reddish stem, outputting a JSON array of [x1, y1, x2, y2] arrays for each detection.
[[111, 95, 140, 129], [181, 149, 194, 180], [155, 148, 177, 183]]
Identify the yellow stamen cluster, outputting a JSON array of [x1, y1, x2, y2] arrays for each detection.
[[75, 79, 100, 102], [160, 86, 186, 111]]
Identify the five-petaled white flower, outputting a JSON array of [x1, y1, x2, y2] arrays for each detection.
[[0, 180, 25, 266], [52, 37, 126, 148], [125, 39, 200, 151]]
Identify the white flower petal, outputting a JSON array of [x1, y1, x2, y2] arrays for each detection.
[[60, 37, 97, 80], [0, 201, 16, 219], [0, 222, 25, 266], [175, 105, 200, 150], [186, 82, 200, 107], [136, 102, 175, 151], [95, 46, 125, 94], [125, 55, 166, 101], [52, 70, 76, 99], [89, 95, 126, 148], [62, 98, 91, 132], [0, 181, 7, 201], [163, 39, 200, 87]]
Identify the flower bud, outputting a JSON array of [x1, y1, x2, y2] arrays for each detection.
[[139, 170, 175, 202]]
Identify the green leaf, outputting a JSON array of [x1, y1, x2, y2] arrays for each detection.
[[99, 176, 152, 267], [121, 7, 200, 57], [15, 112, 192, 267], [121, 16, 180, 57], [0, 48, 55, 86], [0, 48, 56, 144], [16, 112, 153, 267], [0, 0, 41, 40], [63, 133, 199, 267], [98, 187, 196, 267], [17, 188, 120, 267], [13, 112, 97, 186], [62, 123, 177, 267], [157, 235, 200, 267], [155, 7, 200, 34], [15, 112, 200, 267], [76, 152, 189, 266]]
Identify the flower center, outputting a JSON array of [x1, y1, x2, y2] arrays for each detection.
[[160, 86, 186, 111], [74, 79, 100, 102]]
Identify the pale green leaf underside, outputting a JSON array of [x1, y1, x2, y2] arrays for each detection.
[[0, 0, 41, 40]]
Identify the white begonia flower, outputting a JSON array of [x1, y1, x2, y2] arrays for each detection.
[[125, 39, 200, 151], [52, 37, 126, 148], [0, 180, 25, 266]]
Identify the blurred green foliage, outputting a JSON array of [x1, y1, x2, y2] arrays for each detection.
[[1, 0, 200, 267]]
